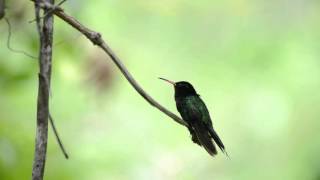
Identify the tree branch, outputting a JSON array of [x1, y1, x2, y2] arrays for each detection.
[[0, 0, 5, 20], [32, 1, 187, 127], [49, 113, 69, 159], [32, 0, 55, 179]]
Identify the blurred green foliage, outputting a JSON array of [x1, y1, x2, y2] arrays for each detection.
[[1, 0, 320, 179]]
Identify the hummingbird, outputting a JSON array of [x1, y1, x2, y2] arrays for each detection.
[[159, 78, 227, 157]]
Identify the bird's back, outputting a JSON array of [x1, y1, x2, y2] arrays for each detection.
[[175, 95, 211, 124], [175, 95, 226, 156]]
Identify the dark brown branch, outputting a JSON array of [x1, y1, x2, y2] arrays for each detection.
[[0, 0, 5, 20], [32, 0, 55, 180], [32, 1, 187, 127], [49, 113, 69, 159]]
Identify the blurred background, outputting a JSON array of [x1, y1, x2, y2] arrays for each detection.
[[1, 0, 320, 179]]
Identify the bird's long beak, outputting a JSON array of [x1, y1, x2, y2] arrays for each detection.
[[159, 77, 175, 86]]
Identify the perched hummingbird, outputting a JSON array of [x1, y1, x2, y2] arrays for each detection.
[[159, 78, 227, 157]]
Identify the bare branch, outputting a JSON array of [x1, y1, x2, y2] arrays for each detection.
[[0, 0, 5, 20], [32, 0, 55, 179], [4, 17, 38, 59], [49, 113, 69, 159], [32, 1, 187, 127]]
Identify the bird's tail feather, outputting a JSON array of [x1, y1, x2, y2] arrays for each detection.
[[208, 127, 229, 157], [191, 121, 217, 156]]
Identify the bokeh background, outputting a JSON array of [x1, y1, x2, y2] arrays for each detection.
[[1, 0, 320, 179]]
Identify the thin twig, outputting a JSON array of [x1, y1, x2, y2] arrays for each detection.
[[29, 0, 66, 23], [4, 17, 38, 59], [56, 0, 66, 6], [32, 1, 187, 127], [0, 0, 5, 20], [4, 15, 68, 159], [49, 113, 69, 159], [32, 0, 55, 179]]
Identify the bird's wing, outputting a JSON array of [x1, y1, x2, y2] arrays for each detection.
[[177, 96, 218, 156], [198, 98, 226, 153], [197, 98, 212, 125], [176, 98, 201, 145], [176, 96, 202, 123]]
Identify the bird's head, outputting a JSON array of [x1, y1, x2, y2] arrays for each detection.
[[159, 78, 198, 97]]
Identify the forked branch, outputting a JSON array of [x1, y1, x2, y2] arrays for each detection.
[[32, 1, 187, 127], [32, 0, 54, 179]]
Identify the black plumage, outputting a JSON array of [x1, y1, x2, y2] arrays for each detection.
[[160, 78, 227, 157]]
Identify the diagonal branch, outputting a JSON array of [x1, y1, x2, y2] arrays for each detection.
[[0, 0, 5, 20], [32, 1, 187, 127], [32, 0, 55, 179]]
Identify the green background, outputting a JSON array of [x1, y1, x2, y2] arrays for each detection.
[[1, 0, 320, 179]]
